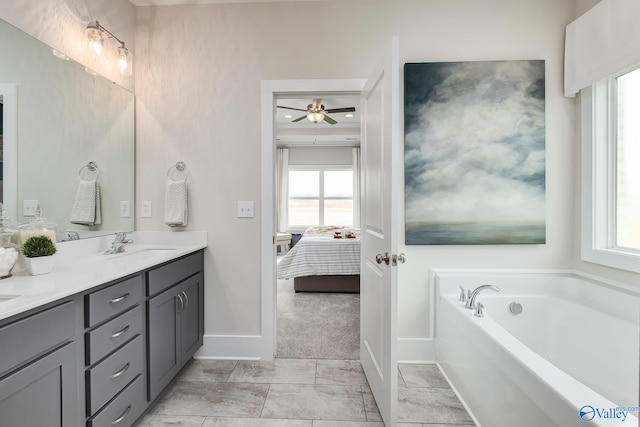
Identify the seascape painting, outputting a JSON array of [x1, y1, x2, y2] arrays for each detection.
[[404, 60, 546, 245]]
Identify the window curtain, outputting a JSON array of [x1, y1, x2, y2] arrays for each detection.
[[276, 148, 289, 233], [352, 147, 361, 228], [565, 0, 640, 96]]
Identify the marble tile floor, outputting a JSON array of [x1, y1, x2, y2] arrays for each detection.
[[137, 359, 476, 427]]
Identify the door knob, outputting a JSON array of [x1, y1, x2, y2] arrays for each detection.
[[375, 252, 390, 265]]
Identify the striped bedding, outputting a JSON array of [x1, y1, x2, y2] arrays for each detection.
[[277, 229, 360, 279]]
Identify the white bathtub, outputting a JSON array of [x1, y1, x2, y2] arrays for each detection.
[[433, 270, 639, 427]]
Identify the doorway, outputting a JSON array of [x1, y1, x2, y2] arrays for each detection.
[[259, 79, 366, 361], [274, 93, 362, 360]]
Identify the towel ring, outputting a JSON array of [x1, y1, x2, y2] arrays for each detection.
[[79, 161, 100, 180], [167, 161, 189, 181]]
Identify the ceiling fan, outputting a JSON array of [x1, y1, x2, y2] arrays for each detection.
[[277, 98, 356, 125]]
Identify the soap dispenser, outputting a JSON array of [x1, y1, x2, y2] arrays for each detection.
[[19, 205, 58, 245]]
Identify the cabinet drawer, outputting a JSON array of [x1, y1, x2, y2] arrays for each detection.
[[86, 305, 142, 365], [147, 251, 203, 296], [87, 335, 143, 415], [87, 374, 145, 427], [86, 275, 142, 327], [0, 301, 75, 375]]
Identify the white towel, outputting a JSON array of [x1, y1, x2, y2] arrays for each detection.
[[70, 179, 102, 225], [164, 179, 188, 227]]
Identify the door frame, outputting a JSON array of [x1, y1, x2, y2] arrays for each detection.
[[259, 78, 366, 360]]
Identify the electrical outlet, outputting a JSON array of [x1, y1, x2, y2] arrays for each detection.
[[237, 201, 254, 218], [141, 201, 152, 218], [120, 201, 131, 218], [23, 200, 39, 217]]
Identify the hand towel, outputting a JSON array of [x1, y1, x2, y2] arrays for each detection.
[[71, 179, 102, 225], [164, 179, 188, 227]]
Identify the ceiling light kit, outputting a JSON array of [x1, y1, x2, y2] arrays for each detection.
[[85, 21, 132, 76]]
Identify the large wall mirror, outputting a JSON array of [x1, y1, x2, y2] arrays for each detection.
[[0, 18, 134, 241]]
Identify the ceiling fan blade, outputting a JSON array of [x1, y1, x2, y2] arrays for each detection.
[[325, 107, 356, 114], [277, 105, 309, 112], [323, 115, 338, 125], [292, 115, 307, 122]]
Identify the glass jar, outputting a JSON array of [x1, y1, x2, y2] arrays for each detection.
[[19, 206, 58, 245], [0, 232, 20, 279], [0, 203, 21, 246]]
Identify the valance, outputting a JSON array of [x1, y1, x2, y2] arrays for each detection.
[[565, 0, 640, 97]]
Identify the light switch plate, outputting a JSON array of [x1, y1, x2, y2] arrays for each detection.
[[141, 201, 152, 218], [237, 201, 254, 218], [120, 201, 131, 218]]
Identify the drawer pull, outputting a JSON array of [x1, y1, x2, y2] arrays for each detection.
[[109, 325, 130, 340], [109, 293, 130, 304], [109, 362, 130, 380], [111, 404, 132, 425]]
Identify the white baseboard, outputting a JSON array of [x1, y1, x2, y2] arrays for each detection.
[[398, 337, 435, 363], [195, 335, 435, 363], [195, 335, 265, 360]]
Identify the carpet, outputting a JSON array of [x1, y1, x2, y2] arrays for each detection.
[[276, 278, 360, 360]]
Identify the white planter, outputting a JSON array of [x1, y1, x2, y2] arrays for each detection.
[[24, 256, 55, 275]]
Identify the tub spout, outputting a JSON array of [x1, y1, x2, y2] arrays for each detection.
[[465, 284, 501, 309]]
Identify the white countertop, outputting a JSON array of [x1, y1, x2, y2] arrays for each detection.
[[0, 231, 207, 322]]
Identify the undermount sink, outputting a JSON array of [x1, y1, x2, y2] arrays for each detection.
[[0, 295, 20, 303], [107, 248, 177, 263]]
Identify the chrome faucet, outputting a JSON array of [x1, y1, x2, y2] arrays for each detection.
[[63, 230, 80, 241], [104, 232, 134, 255], [465, 284, 501, 309]]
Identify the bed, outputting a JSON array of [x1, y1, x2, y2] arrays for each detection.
[[277, 226, 360, 293]]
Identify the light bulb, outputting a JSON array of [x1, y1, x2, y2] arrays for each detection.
[[86, 23, 103, 56], [117, 46, 132, 76]]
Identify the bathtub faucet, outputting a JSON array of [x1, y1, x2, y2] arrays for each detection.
[[465, 284, 501, 309]]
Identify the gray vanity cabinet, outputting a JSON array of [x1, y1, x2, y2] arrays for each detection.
[[0, 249, 204, 427], [0, 300, 79, 426], [147, 251, 204, 402]]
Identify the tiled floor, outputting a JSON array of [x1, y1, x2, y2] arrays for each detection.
[[137, 359, 476, 427]]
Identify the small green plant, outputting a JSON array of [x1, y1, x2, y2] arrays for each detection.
[[22, 235, 57, 258]]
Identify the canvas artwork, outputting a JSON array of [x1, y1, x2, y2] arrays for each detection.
[[404, 60, 546, 245]]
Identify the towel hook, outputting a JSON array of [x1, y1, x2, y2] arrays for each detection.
[[167, 161, 188, 180], [79, 161, 100, 180]]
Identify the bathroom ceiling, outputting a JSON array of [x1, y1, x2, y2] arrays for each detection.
[[275, 96, 360, 148]]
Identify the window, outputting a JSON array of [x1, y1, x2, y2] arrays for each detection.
[[615, 69, 640, 250], [581, 66, 640, 272], [287, 167, 353, 230]]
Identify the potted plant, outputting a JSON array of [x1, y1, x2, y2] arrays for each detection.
[[22, 235, 57, 275]]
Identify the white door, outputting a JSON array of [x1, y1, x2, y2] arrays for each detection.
[[360, 37, 400, 427]]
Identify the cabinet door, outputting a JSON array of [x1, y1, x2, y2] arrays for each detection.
[[0, 342, 78, 427], [147, 285, 181, 402], [180, 272, 204, 362]]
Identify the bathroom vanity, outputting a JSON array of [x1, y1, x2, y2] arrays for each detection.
[[0, 232, 206, 427]]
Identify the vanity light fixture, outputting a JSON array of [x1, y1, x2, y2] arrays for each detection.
[[85, 21, 132, 76]]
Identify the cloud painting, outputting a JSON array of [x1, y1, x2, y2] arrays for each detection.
[[404, 60, 546, 245]]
